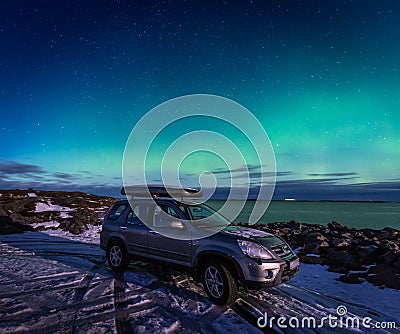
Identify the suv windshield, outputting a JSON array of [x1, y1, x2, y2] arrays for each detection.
[[177, 203, 231, 228]]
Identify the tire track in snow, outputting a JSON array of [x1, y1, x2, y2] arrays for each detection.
[[144, 266, 228, 334], [113, 274, 134, 334], [71, 273, 94, 334]]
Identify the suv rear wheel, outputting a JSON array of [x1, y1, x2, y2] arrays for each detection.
[[202, 261, 237, 306], [107, 241, 128, 272]]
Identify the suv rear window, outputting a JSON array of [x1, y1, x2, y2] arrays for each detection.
[[108, 203, 128, 220]]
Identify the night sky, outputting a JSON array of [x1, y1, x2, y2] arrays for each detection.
[[1, 1, 399, 201]]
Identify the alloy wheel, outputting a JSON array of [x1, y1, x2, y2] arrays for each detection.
[[110, 245, 122, 267], [205, 266, 224, 298]]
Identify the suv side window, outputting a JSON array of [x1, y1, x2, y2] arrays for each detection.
[[126, 206, 145, 226], [188, 205, 212, 220], [154, 204, 181, 228], [160, 204, 180, 218], [108, 203, 127, 220], [131, 204, 152, 225]]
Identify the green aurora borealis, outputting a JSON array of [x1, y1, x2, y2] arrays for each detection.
[[1, 1, 399, 200]]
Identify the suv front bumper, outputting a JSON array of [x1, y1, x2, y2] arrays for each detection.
[[242, 257, 299, 289]]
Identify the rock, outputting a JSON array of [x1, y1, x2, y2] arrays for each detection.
[[383, 227, 398, 233], [367, 264, 400, 289], [330, 237, 351, 248], [299, 254, 325, 265], [303, 232, 329, 253], [338, 274, 363, 284], [378, 239, 398, 253], [329, 230, 340, 239], [353, 231, 365, 238], [326, 249, 360, 269], [378, 227, 398, 240], [0, 215, 12, 224], [393, 257, 400, 272], [0, 216, 34, 234], [289, 221, 302, 231], [350, 238, 371, 246], [380, 250, 400, 265], [301, 228, 312, 236], [59, 218, 86, 235], [356, 245, 379, 259], [303, 240, 329, 254], [361, 228, 377, 239], [279, 227, 291, 234], [328, 221, 345, 230], [328, 221, 353, 231], [327, 266, 349, 274], [304, 232, 326, 243]]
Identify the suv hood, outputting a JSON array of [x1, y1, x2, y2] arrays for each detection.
[[221, 225, 290, 251], [221, 225, 275, 240]]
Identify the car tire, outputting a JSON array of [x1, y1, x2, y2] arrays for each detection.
[[107, 241, 128, 272], [202, 261, 237, 306]]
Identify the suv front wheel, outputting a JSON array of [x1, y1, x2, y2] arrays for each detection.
[[107, 241, 128, 272], [202, 261, 237, 306]]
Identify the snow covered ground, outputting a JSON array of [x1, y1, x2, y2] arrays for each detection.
[[0, 227, 399, 333], [29, 200, 76, 230], [35, 200, 75, 214]]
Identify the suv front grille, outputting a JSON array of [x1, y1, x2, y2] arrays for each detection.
[[270, 242, 292, 259]]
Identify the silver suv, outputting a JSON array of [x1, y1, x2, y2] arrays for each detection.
[[100, 186, 299, 306]]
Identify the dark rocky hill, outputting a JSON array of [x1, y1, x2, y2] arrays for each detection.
[[0, 189, 117, 235]]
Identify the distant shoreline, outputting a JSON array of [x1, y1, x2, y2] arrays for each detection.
[[1, 189, 399, 204], [211, 199, 400, 204]]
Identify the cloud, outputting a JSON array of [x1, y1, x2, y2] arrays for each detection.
[[0, 160, 112, 190], [307, 172, 359, 177], [0, 175, 399, 202], [272, 179, 400, 201], [210, 164, 290, 180], [241, 170, 292, 178], [182, 173, 197, 177], [212, 164, 264, 174], [0, 161, 45, 175], [0, 178, 122, 198], [80, 170, 104, 177], [208, 179, 400, 201], [0, 161, 398, 201], [220, 170, 292, 180], [52, 172, 78, 180]]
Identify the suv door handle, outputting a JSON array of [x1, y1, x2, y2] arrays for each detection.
[[120, 226, 127, 230], [149, 230, 158, 234]]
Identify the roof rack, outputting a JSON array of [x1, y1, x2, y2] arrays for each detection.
[[121, 185, 202, 198]]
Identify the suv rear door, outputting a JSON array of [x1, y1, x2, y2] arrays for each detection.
[[146, 202, 192, 266], [122, 204, 150, 256]]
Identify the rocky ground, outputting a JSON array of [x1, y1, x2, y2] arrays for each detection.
[[238, 220, 400, 289], [1, 232, 398, 333], [1, 189, 399, 290], [0, 189, 116, 235]]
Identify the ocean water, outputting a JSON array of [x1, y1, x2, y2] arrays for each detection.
[[206, 200, 400, 230]]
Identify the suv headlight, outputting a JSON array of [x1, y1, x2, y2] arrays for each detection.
[[237, 240, 275, 260]]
